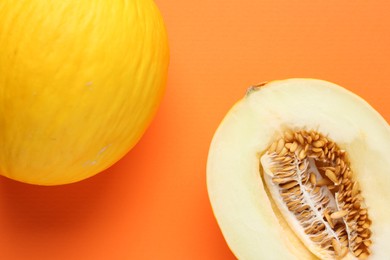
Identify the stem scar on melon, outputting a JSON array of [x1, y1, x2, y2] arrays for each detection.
[[207, 78, 390, 260]]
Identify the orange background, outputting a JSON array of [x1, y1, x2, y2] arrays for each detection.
[[1, 0, 390, 259]]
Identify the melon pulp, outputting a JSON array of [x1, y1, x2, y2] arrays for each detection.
[[0, 0, 169, 185], [207, 79, 390, 259]]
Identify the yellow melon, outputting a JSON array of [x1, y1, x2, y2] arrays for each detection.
[[0, 0, 169, 185]]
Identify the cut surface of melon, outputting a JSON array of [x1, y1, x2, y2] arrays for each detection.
[[207, 78, 390, 259]]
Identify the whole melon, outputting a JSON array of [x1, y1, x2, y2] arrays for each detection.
[[0, 0, 169, 185]]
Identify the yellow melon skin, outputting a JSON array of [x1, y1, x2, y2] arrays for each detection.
[[207, 79, 390, 259], [0, 0, 169, 185]]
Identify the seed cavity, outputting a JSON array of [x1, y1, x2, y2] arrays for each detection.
[[260, 130, 371, 259]]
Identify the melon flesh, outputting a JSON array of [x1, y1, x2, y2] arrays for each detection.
[[207, 78, 390, 259]]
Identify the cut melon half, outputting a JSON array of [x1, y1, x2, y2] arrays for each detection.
[[207, 78, 390, 259]]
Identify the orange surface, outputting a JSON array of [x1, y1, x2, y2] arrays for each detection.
[[1, 0, 390, 259]]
